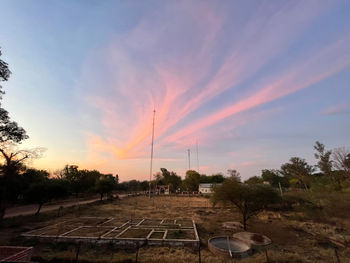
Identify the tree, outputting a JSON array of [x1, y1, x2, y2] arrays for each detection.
[[0, 144, 44, 171], [200, 173, 224, 184], [25, 181, 50, 215], [0, 48, 30, 223], [332, 147, 350, 179], [212, 178, 280, 230], [261, 169, 290, 188], [79, 169, 101, 192], [183, 170, 200, 191], [0, 48, 11, 97], [0, 49, 28, 144], [155, 168, 182, 192], [244, 176, 263, 185], [140, 180, 149, 191], [0, 109, 28, 144], [20, 168, 50, 199], [25, 179, 69, 215], [61, 165, 83, 198], [154, 172, 164, 185], [95, 174, 117, 200], [314, 141, 332, 177], [0, 144, 44, 221], [280, 157, 314, 190], [227, 169, 241, 182], [127, 180, 142, 192]]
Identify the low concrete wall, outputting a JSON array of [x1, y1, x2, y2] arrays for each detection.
[[22, 218, 200, 250], [0, 246, 33, 262]]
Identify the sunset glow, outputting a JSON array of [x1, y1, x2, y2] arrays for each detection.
[[1, 0, 350, 181]]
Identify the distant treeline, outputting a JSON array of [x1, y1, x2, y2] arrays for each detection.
[[117, 169, 226, 193], [1, 141, 349, 222], [244, 141, 350, 192], [0, 164, 118, 218]]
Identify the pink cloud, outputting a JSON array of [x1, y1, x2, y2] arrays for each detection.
[[79, 1, 346, 168], [322, 103, 349, 116], [164, 34, 350, 142]]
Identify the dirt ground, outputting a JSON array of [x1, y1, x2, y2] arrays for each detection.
[[1, 195, 349, 262]]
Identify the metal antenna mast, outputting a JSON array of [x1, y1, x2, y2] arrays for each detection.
[[196, 140, 199, 173], [149, 109, 156, 198], [187, 148, 191, 170]]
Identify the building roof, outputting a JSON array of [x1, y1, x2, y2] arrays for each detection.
[[199, 183, 222, 188], [199, 183, 213, 188]]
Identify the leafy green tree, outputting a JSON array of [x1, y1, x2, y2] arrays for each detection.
[[314, 141, 332, 177], [80, 169, 101, 192], [281, 157, 315, 190], [212, 178, 280, 230], [167, 172, 182, 192], [0, 47, 44, 223], [200, 173, 224, 184], [140, 180, 149, 191], [0, 48, 11, 94], [21, 168, 49, 189], [332, 147, 350, 180], [156, 168, 182, 192], [261, 169, 290, 188], [0, 48, 28, 144], [227, 169, 241, 182], [183, 170, 200, 191], [244, 176, 263, 185], [154, 170, 165, 185], [127, 180, 142, 192], [0, 145, 43, 222], [95, 174, 116, 200], [25, 181, 51, 215], [61, 165, 83, 198], [25, 179, 69, 215]]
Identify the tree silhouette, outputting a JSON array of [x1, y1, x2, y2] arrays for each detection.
[[212, 178, 280, 230], [0, 48, 31, 223]]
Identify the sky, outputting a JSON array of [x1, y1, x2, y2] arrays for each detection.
[[0, 0, 350, 181]]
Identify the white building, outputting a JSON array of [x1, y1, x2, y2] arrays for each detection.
[[155, 185, 170, 195], [199, 183, 215, 194]]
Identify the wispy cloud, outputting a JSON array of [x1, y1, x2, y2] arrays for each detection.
[[165, 34, 350, 142], [322, 103, 350, 116], [78, 1, 349, 166]]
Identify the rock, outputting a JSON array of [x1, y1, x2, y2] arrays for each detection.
[[222, 221, 243, 230]]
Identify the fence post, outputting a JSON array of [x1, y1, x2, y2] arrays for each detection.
[[75, 243, 81, 263], [198, 241, 201, 263]]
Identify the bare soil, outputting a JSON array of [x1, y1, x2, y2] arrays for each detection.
[[1, 195, 350, 262], [119, 228, 151, 238], [166, 229, 195, 240], [149, 231, 165, 239]]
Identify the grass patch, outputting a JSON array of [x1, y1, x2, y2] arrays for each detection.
[[3, 195, 350, 262], [63, 226, 114, 237], [162, 219, 175, 224], [166, 229, 195, 240], [65, 217, 110, 226], [177, 219, 193, 228], [41, 224, 79, 236], [102, 229, 123, 238], [149, 231, 165, 239], [140, 219, 162, 226], [100, 219, 126, 227], [119, 228, 151, 238]]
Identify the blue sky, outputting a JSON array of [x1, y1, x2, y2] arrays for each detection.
[[1, 0, 349, 181]]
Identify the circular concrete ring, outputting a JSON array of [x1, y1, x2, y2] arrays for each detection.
[[208, 236, 252, 259]]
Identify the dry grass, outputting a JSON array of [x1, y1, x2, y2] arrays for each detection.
[[2, 195, 350, 262], [119, 228, 151, 238]]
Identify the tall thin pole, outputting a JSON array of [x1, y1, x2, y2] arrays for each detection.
[[196, 140, 199, 173], [149, 109, 156, 198], [187, 149, 191, 170]]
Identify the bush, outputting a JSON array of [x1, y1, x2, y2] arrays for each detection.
[[212, 178, 280, 230]]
